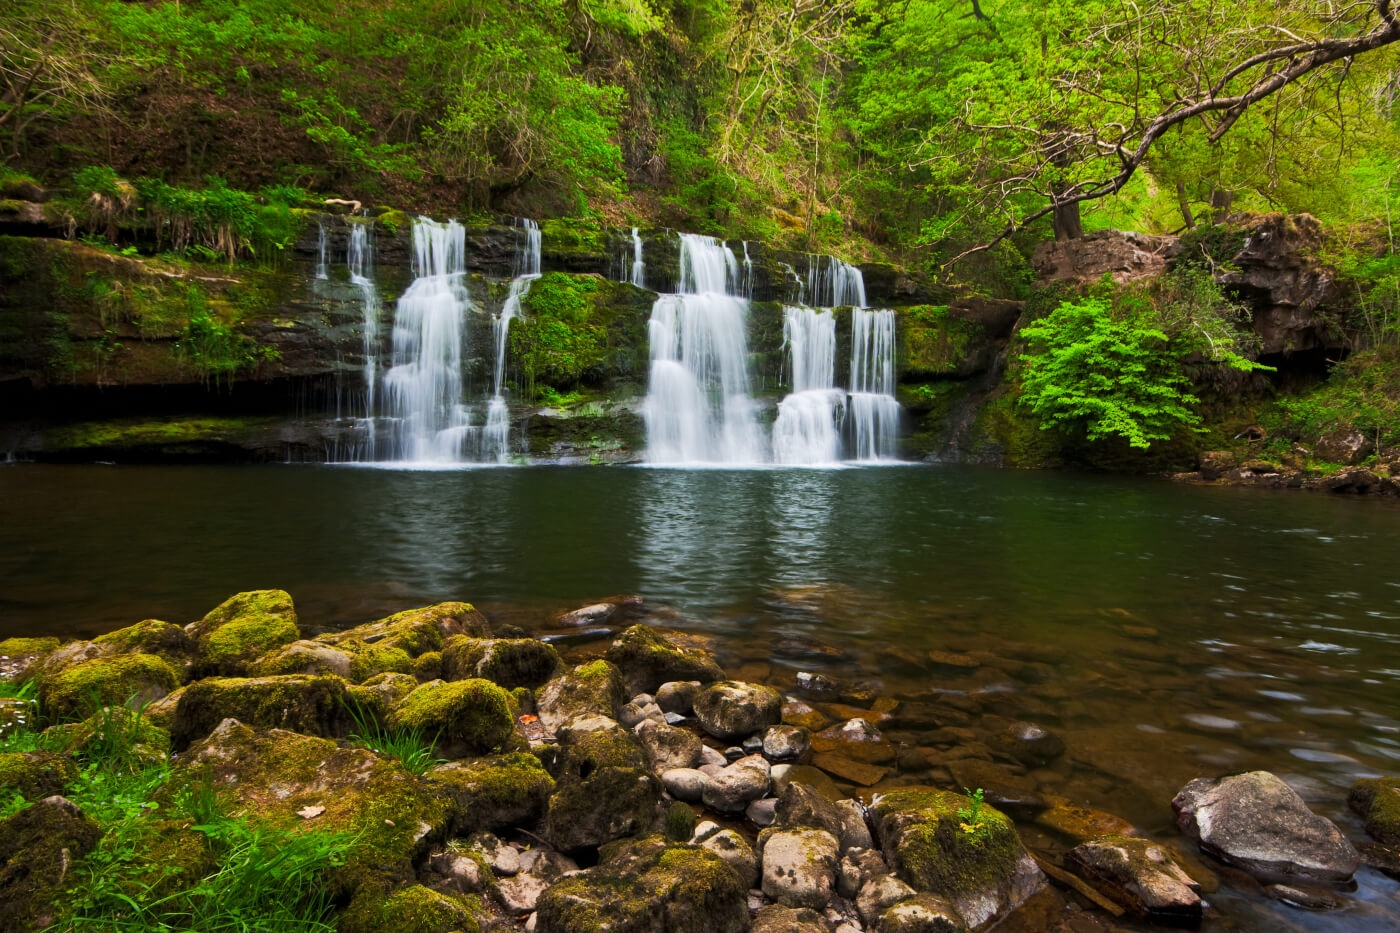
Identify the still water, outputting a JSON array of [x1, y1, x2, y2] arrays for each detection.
[[3, 462, 1399, 930]]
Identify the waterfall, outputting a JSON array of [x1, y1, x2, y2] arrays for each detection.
[[772, 307, 843, 464], [381, 218, 473, 462], [741, 242, 753, 299], [848, 308, 900, 460], [644, 234, 763, 464], [483, 219, 541, 462], [807, 255, 867, 309], [315, 222, 328, 280], [348, 220, 379, 458], [629, 227, 645, 287]]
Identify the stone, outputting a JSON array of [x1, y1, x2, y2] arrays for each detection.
[[1315, 428, 1374, 466], [752, 904, 828, 933], [772, 764, 845, 802], [762, 827, 840, 909], [694, 681, 784, 741], [635, 718, 702, 773], [535, 836, 747, 933], [858, 872, 917, 926], [1264, 882, 1345, 910], [764, 724, 811, 762], [535, 660, 628, 733], [813, 752, 888, 786], [249, 639, 352, 678], [742, 734, 766, 755], [0, 796, 101, 932], [701, 753, 770, 812], [662, 767, 707, 802], [39, 652, 180, 722], [1032, 228, 1180, 285], [871, 787, 1044, 930], [991, 721, 1064, 767], [428, 753, 554, 833], [93, 619, 196, 672], [468, 831, 521, 875], [795, 671, 841, 699], [775, 781, 871, 854], [814, 718, 895, 764], [1172, 771, 1360, 884], [1349, 777, 1400, 847], [782, 697, 832, 732], [656, 680, 702, 714], [1034, 796, 1135, 844], [186, 589, 300, 676], [748, 797, 778, 826], [390, 678, 516, 757], [0, 751, 79, 800], [498, 873, 552, 916], [0, 636, 59, 680], [699, 744, 728, 767], [318, 601, 488, 656], [443, 635, 563, 689], [699, 827, 760, 887], [553, 596, 642, 627], [168, 673, 350, 748], [945, 760, 1044, 819], [340, 884, 482, 933], [603, 625, 725, 694], [428, 850, 489, 893], [1064, 834, 1202, 923], [878, 893, 969, 933], [546, 765, 660, 852]]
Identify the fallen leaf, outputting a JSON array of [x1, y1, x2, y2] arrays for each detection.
[[297, 805, 325, 819]]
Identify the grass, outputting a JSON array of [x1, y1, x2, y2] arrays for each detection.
[[344, 697, 445, 775]]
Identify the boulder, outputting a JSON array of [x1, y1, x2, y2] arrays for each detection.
[[871, 787, 1045, 930], [879, 893, 969, 933], [339, 884, 482, 933], [1064, 834, 1202, 923], [535, 660, 628, 733], [0, 796, 102, 932], [763, 725, 811, 762], [345, 671, 420, 717], [693, 681, 783, 741], [317, 601, 488, 656], [428, 752, 554, 832], [546, 764, 660, 852], [1031, 228, 1180, 285], [604, 625, 724, 694], [761, 827, 840, 909], [0, 636, 59, 679], [180, 719, 453, 891], [497, 849, 578, 914], [635, 718, 702, 774], [752, 904, 828, 933], [1349, 777, 1400, 847], [0, 751, 77, 800], [1172, 771, 1360, 884], [656, 680, 702, 715], [389, 678, 516, 757], [662, 768, 707, 802], [775, 781, 871, 854], [442, 635, 562, 689], [698, 827, 760, 887], [701, 753, 770, 812], [1217, 213, 1342, 355], [249, 639, 353, 678], [39, 652, 180, 721], [857, 872, 917, 926], [93, 619, 195, 673], [186, 589, 300, 676], [42, 705, 171, 760], [169, 674, 350, 748], [535, 836, 747, 933]]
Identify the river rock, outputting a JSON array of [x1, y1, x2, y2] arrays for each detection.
[[772, 764, 845, 801], [702, 753, 770, 812], [879, 893, 969, 933], [535, 836, 747, 933], [752, 904, 828, 933], [620, 693, 666, 727], [1348, 777, 1400, 847], [762, 827, 840, 909], [782, 696, 832, 732], [700, 827, 760, 887], [748, 797, 778, 826], [428, 753, 554, 833], [795, 671, 841, 699], [169, 673, 351, 748], [535, 660, 628, 732], [775, 781, 871, 854], [656, 680, 702, 714], [871, 787, 1044, 929], [468, 831, 521, 875], [694, 681, 783, 740], [857, 872, 917, 926], [991, 721, 1064, 767], [1316, 428, 1374, 465], [0, 795, 102, 932], [249, 639, 352, 678], [661, 768, 707, 802], [498, 850, 578, 916], [603, 625, 724, 694], [1064, 834, 1202, 923], [1172, 771, 1360, 884], [186, 589, 300, 676], [764, 724, 812, 762], [635, 718, 702, 773]]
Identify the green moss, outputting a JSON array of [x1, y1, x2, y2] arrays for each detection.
[[603, 625, 724, 694], [94, 619, 194, 671], [0, 751, 78, 800], [340, 884, 481, 933], [0, 637, 59, 659], [511, 273, 651, 395], [319, 602, 488, 657], [39, 653, 180, 722], [0, 796, 102, 931], [897, 305, 986, 378], [44, 705, 172, 758], [413, 650, 443, 680], [430, 751, 555, 832], [346, 642, 414, 682], [390, 678, 514, 754], [665, 801, 697, 842], [372, 209, 412, 234], [346, 672, 420, 719], [871, 788, 1027, 900], [168, 674, 350, 748], [41, 416, 281, 456], [535, 660, 628, 729], [1350, 777, 1400, 847], [560, 725, 647, 777], [442, 635, 562, 688], [247, 641, 351, 677], [545, 765, 661, 852], [188, 589, 300, 676]]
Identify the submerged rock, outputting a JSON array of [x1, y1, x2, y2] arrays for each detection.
[[604, 625, 724, 694], [169, 673, 350, 748], [871, 787, 1044, 930], [186, 589, 300, 676], [1348, 776, 1400, 847], [1064, 834, 1202, 923], [535, 836, 747, 933], [991, 721, 1064, 767], [694, 681, 783, 741], [1173, 771, 1360, 884], [0, 795, 102, 932]]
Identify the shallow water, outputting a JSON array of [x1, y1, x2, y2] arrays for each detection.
[[3, 462, 1399, 930]]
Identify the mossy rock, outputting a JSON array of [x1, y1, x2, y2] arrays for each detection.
[[43, 705, 172, 759], [390, 678, 514, 756], [871, 787, 1044, 930], [318, 602, 489, 657], [1350, 778, 1400, 848], [0, 636, 59, 667], [346, 672, 421, 719], [0, 796, 101, 932], [345, 640, 415, 682], [555, 718, 648, 779], [249, 639, 353, 678], [93, 619, 195, 674], [17, 639, 107, 685], [188, 589, 300, 676], [429, 752, 555, 833], [39, 652, 180, 722], [546, 765, 661, 853], [179, 719, 454, 894], [169, 674, 351, 748], [535, 835, 747, 933], [603, 625, 724, 695], [339, 884, 481, 933], [128, 819, 220, 901], [0, 751, 78, 800], [443, 635, 562, 689], [413, 650, 444, 680], [536, 660, 628, 732]]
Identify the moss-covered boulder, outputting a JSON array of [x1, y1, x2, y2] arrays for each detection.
[[443, 635, 562, 689], [17, 639, 106, 685], [43, 705, 171, 759], [179, 719, 454, 892], [344, 641, 415, 682], [536, 659, 628, 732], [318, 601, 489, 658], [535, 836, 747, 933], [0, 751, 78, 800], [0, 636, 59, 679], [93, 619, 196, 673], [248, 639, 352, 678], [187, 589, 300, 676], [555, 716, 649, 778], [429, 752, 555, 833], [0, 796, 102, 932], [871, 788, 1045, 930], [603, 626, 724, 695], [39, 652, 180, 721], [693, 681, 783, 741], [346, 671, 420, 718], [1350, 777, 1400, 848], [546, 763, 661, 853], [168, 674, 351, 748], [339, 884, 482, 933], [390, 678, 515, 757]]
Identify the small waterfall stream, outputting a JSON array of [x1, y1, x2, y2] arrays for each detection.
[[849, 308, 900, 460], [348, 220, 379, 457], [772, 308, 842, 464], [483, 219, 541, 461]]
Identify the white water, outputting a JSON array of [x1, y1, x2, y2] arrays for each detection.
[[628, 227, 645, 287], [849, 308, 899, 460], [348, 221, 379, 457], [315, 223, 329, 280], [483, 220, 542, 462], [772, 308, 842, 464], [807, 254, 866, 309], [644, 234, 763, 464]]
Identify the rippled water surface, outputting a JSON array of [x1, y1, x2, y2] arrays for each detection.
[[3, 463, 1399, 930]]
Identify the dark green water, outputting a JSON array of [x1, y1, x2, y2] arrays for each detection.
[[3, 462, 1400, 930]]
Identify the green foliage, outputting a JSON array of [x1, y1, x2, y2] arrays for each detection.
[[343, 698, 444, 776], [175, 288, 278, 386], [1019, 296, 1203, 449], [73, 166, 125, 199], [956, 787, 987, 841], [513, 273, 608, 393], [1270, 347, 1400, 450]]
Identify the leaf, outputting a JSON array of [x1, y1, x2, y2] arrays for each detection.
[[297, 804, 325, 819]]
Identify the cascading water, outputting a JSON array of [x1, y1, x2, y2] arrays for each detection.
[[315, 222, 329, 280], [772, 307, 843, 464], [628, 227, 645, 287], [482, 219, 541, 461], [807, 254, 866, 309], [348, 220, 380, 457], [848, 308, 900, 460], [644, 234, 763, 464], [741, 242, 754, 299]]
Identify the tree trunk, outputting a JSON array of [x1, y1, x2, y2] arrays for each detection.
[[1052, 198, 1082, 240], [1210, 188, 1233, 225], [1176, 180, 1196, 229]]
